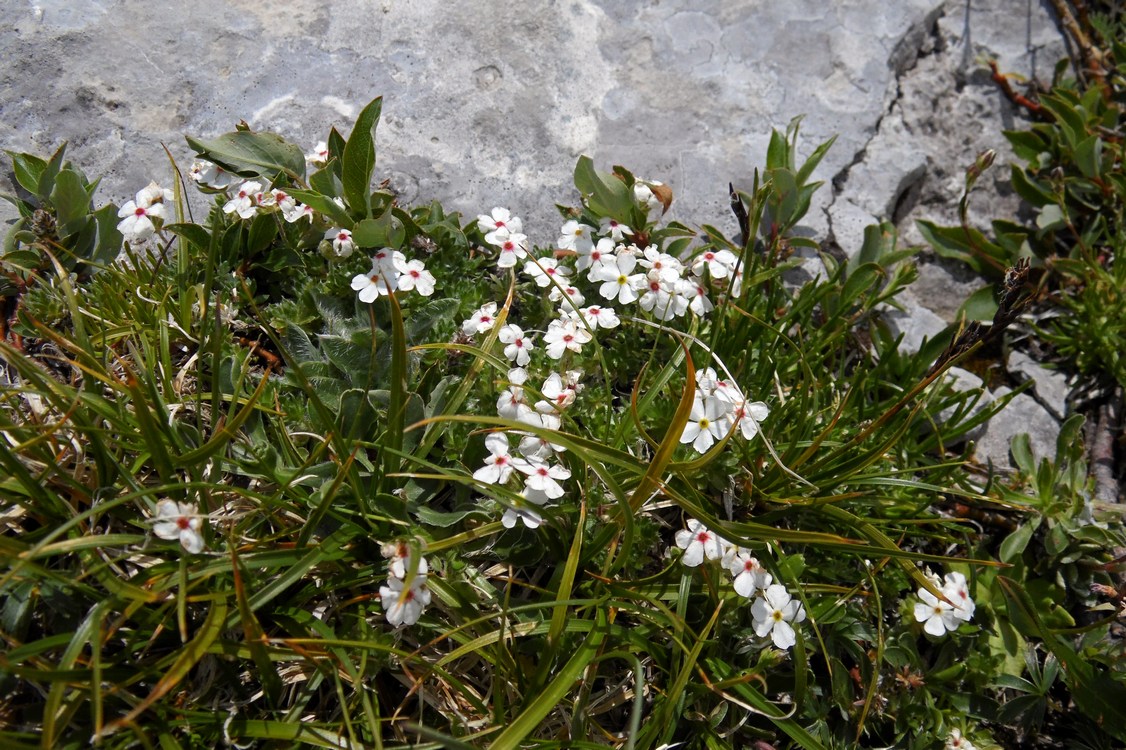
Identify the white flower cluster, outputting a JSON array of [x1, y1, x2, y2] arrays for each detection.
[[913, 570, 975, 637], [674, 519, 806, 649], [190, 160, 316, 225], [350, 246, 436, 301], [680, 366, 770, 454], [379, 541, 433, 627], [117, 181, 173, 243], [465, 357, 580, 528]]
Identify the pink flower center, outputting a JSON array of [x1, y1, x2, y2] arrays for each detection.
[[695, 532, 711, 543], [176, 516, 191, 530], [134, 207, 147, 217]]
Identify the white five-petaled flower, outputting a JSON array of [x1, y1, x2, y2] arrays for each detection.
[[325, 227, 355, 258], [516, 412, 565, 458], [462, 302, 499, 336], [680, 395, 727, 454], [942, 571, 975, 622], [599, 216, 634, 241], [542, 318, 592, 359], [691, 248, 738, 279], [549, 284, 585, 309], [306, 141, 330, 166], [523, 257, 572, 288], [282, 201, 315, 223], [727, 550, 773, 598], [751, 584, 807, 649], [638, 246, 683, 283], [351, 261, 399, 303], [576, 237, 617, 275], [677, 278, 714, 317], [639, 272, 689, 321], [725, 398, 770, 441], [591, 252, 644, 305], [575, 305, 620, 329], [396, 258, 435, 296], [117, 181, 173, 241], [477, 207, 523, 244], [945, 729, 978, 750], [379, 574, 431, 627], [152, 499, 205, 554], [513, 456, 570, 499], [498, 324, 534, 366], [473, 432, 516, 485], [558, 219, 595, 253], [494, 231, 529, 268], [674, 519, 725, 567], [535, 372, 577, 414], [188, 159, 234, 189], [223, 180, 262, 219], [913, 584, 962, 637], [501, 486, 550, 529]]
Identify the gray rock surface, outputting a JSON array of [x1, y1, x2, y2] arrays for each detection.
[[975, 386, 1060, 471], [0, 0, 1071, 469]]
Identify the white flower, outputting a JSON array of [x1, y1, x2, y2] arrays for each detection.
[[497, 369, 535, 421], [223, 180, 262, 219], [501, 486, 550, 529], [558, 219, 595, 253], [598, 216, 634, 241], [942, 571, 975, 622], [494, 231, 529, 268], [351, 261, 400, 303], [379, 574, 431, 627], [638, 246, 683, 283], [516, 412, 565, 458], [188, 159, 234, 189], [576, 237, 617, 275], [549, 284, 585, 309], [690, 248, 738, 279], [262, 188, 295, 214], [634, 181, 664, 214], [397, 258, 435, 296], [638, 273, 689, 321], [674, 519, 725, 567], [477, 207, 523, 244], [535, 372, 577, 414], [502, 506, 543, 529], [576, 305, 620, 329], [282, 201, 315, 223], [680, 395, 727, 454], [324, 228, 355, 258], [498, 324, 534, 366], [382, 540, 429, 580], [462, 302, 499, 336], [913, 586, 962, 637], [728, 551, 772, 598], [473, 432, 516, 485], [306, 141, 330, 167], [513, 456, 570, 499], [751, 584, 807, 649], [542, 318, 592, 359], [724, 399, 769, 441], [135, 181, 173, 208], [117, 200, 165, 241], [152, 499, 205, 554], [371, 247, 406, 274], [945, 729, 978, 750], [523, 257, 571, 288], [677, 278, 714, 317], [591, 252, 644, 305]]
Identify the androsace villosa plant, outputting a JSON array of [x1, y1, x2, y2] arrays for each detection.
[[0, 94, 1123, 750]]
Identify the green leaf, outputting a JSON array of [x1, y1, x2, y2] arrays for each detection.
[[487, 610, 606, 750], [957, 284, 999, 322], [36, 142, 67, 201], [287, 188, 353, 228], [1009, 164, 1055, 207], [164, 221, 212, 251], [998, 518, 1040, 563], [186, 129, 305, 182], [352, 206, 394, 248], [88, 203, 123, 268], [341, 96, 384, 217], [5, 150, 47, 196], [50, 168, 91, 237], [573, 155, 632, 219]]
